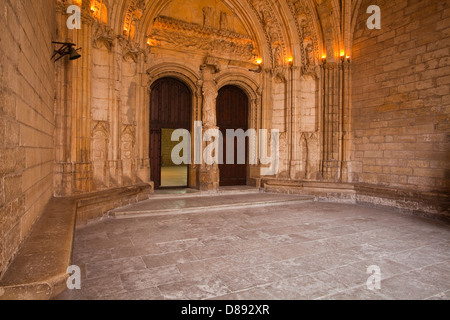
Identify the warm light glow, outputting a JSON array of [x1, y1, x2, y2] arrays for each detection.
[[147, 38, 151, 46], [73, 0, 82, 6], [340, 51, 345, 57], [256, 58, 263, 65], [287, 57, 293, 63], [90, 1, 107, 23]]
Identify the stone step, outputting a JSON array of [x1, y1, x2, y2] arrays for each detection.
[[110, 193, 315, 219], [150, 186, 262, 199]]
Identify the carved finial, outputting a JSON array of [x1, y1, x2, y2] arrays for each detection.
[[203, 7, 213, 28], [220, 12, 228, 30]]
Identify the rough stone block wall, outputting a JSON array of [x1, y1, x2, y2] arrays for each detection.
[[0, 0, 56, 278], [351, 0, 449, 194], [299, 76, 317, 133], [272, 78, 286, 133], [92, 46, 110, 122]]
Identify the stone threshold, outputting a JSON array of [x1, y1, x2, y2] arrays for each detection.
[[0, 183, 153, 300]]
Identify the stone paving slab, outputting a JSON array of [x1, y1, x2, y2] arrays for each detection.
[[56, 198, 450, 300]]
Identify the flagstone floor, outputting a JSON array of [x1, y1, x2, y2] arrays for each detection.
[[55, 193, 450, 300]]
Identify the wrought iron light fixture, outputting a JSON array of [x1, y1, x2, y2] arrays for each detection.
[[52, 42, 82, 62]]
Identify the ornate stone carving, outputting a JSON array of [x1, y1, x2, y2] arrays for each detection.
[[247, 0, 287, 68], [201, 81, 218, 128], [122, 125, 136, 145], [203, 7, 213, 28], [123, 0, 146, 40], [93, 23, 116, 50], [297, 131, 320, 179], [286, 0, 320, 74], [147, 16, 256, 62], [220, 12, 228, 31], [93, 120, 110, 136]]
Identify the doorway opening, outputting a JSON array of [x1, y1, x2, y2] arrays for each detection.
[[150, 77, 191, 189], [160, 128, 188, 187]]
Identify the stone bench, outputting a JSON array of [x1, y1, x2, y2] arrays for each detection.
[[0, 198, 76, 300], [0, 183, 153, 300]]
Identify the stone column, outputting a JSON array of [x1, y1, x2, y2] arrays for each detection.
[[321, 62, 339, 181], [189, 85, 204, 189], [320, 58, 350, 182], [248, 94, 262, 187], [340, 60, 352, 182], [199, 65, 220, 191], [136, 53, 151, 183], [54, 2, 73, 196], [108, 37, 124, 187], [289, 66, 301, 179], [54, 1, 94, 195]]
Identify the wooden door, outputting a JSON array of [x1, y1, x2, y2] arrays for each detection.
[[150, 78, 191, 188], [217, 85, 249, 186]]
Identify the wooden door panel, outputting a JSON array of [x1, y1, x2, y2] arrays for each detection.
[[217, 85, 249, 186]]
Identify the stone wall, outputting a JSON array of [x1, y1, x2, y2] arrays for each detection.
[[351, 0, 449, 195], [0, 0, 56, 277]]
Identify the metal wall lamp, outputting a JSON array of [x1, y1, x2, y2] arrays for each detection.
[[52, 42, 82, 62]]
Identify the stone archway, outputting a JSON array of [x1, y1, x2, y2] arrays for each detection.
[[146, 64, 202, 189]]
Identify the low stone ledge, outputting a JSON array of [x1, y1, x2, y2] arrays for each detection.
[[0, 182, 154, 300], [262, 178, 356, 201], [262, 179, 449, 222], [354, 183, 449, 221], [75, 182, 154, 227]]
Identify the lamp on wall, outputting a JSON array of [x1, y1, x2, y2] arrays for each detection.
[[52, 42, 82, 62], [249, 58, 263, 73]]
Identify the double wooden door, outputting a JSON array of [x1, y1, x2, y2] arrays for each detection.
[[216, 85, 249, 186], [150, 77, 191, 188]]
